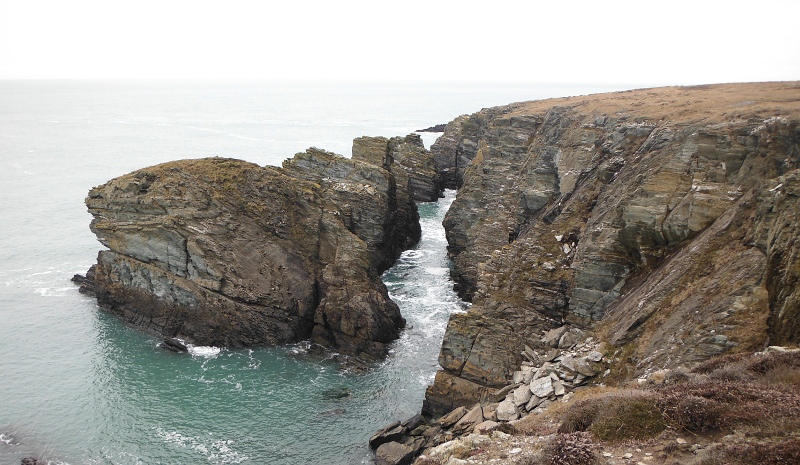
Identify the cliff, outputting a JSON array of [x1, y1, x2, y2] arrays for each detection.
[[81, 139, 438, 361], [423, 81, 800, 417]]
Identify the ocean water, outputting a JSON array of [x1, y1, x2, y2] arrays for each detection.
[[0, 80, 630, 464]]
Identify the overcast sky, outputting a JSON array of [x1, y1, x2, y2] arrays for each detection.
[[1, 0, 798, 85]]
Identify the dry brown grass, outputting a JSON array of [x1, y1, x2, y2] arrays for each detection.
[[505, 81, 800, 124], [557, 390, 666, 442], [696, 438, 800, 465]]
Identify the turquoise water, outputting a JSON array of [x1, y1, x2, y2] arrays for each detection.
[[0, 80, 631, 464]]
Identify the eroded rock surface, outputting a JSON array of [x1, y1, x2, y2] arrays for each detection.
[[424, 82, 800, 417], [83, 142, 431, 360]]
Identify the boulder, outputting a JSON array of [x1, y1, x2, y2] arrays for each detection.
[[543, 327, 569, 348], [369, 421, 405, 450], [375, 441, 416, 465], [530, 376, 554, 398], [512, 384, 532, 406], [495, 400, 519, 421], [437, 406, 467, 429], [452, 404, 485, 434], [474, 420, 500, 435]]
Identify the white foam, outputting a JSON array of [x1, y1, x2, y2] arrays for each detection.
[[424, 267, 449, 276], [188, 345, 222, 358], [0, 432, 18, 445], [157, 428, 248, 464]]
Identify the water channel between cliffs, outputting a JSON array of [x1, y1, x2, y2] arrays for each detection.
[[0, 190, 465, 465]]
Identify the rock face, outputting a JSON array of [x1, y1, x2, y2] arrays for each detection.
[[83, 143, 428, 360], [352, 133, 441, 202], [423, 82, 800, 417]]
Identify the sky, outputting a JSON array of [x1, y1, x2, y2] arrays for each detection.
[[1, 0, 799, 85]]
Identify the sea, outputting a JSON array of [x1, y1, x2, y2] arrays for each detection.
[[0, 79, 633, 465]]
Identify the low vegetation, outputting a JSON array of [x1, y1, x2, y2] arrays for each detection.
[[427, 349, 800, 465]]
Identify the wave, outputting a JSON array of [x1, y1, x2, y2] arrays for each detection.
[[187, 344, 222, 358], [156, 428, 248, 464]]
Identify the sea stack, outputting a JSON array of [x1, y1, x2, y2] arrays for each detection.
[[80, 138, 439, 361]]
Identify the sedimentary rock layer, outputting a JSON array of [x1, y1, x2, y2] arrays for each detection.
[[424, 82, 800, 416], [83, 139, 437, 360]]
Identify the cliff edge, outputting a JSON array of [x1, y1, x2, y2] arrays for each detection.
[[423, 81, 800, 416]]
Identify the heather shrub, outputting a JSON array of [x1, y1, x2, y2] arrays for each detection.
[[745, 351, 800, 375], [715, 437, 800, 465], [557, 391, 666, 442], [557, 400, 599, 434], [544, 432, 597, 465], [658, 392, 728, 433], [589, 393, 666, 442]]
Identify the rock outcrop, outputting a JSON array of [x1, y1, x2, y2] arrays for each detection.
[[423, 82, 800, 417], [81, 139, 436, 360], [352, 133, 442, 202]]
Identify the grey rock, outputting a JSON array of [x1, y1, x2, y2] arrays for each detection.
[[495, 400, 519, 421], [474, 420, 500, 434], [543, 326, 569, 347], [530, 376, 554, 398], [375, 441, 416, 465], [452, 404, 485, 434], [524, 394, 543, 411], [370, 421, 405, 450], [512, 384, 532, 406], [437, 406, 467, 429]]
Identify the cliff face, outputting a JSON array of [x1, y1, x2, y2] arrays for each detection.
[[424, 82, 800, 416], [84, 140, 437, 361]]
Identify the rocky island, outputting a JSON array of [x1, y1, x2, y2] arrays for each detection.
[[78, 134, 439, 361]]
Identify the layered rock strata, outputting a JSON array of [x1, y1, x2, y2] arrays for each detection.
[[352, 133, 442, 202], [82, 140, 435, 360], [424, 82, 800, 417]]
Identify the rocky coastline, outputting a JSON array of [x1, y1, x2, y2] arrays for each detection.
[[74, 81, 800, 465], [372, 82, 800, 464]]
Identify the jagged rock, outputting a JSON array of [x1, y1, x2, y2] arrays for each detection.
[[543, 327, 569, 348], [452, 404, 485, 434], [370, 421, 406, 450], [559, 355, 598, 377], [544, 348, 561, 362], [437, 406, 467, 429], [83, 150, 419, 361], [525, 394, 543, 411], [553, 379, 566, 396], [558, 328, 583, 349], [352, 134, 441, 202], [72, 264, 96, 295], [425, 82, 800, 416], [586, 350, 603, 362], [375, 441, 416, 465], [512, 384, 532, 406]]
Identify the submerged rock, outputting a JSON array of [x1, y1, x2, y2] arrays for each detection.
[[159, 337, 188, 353]]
